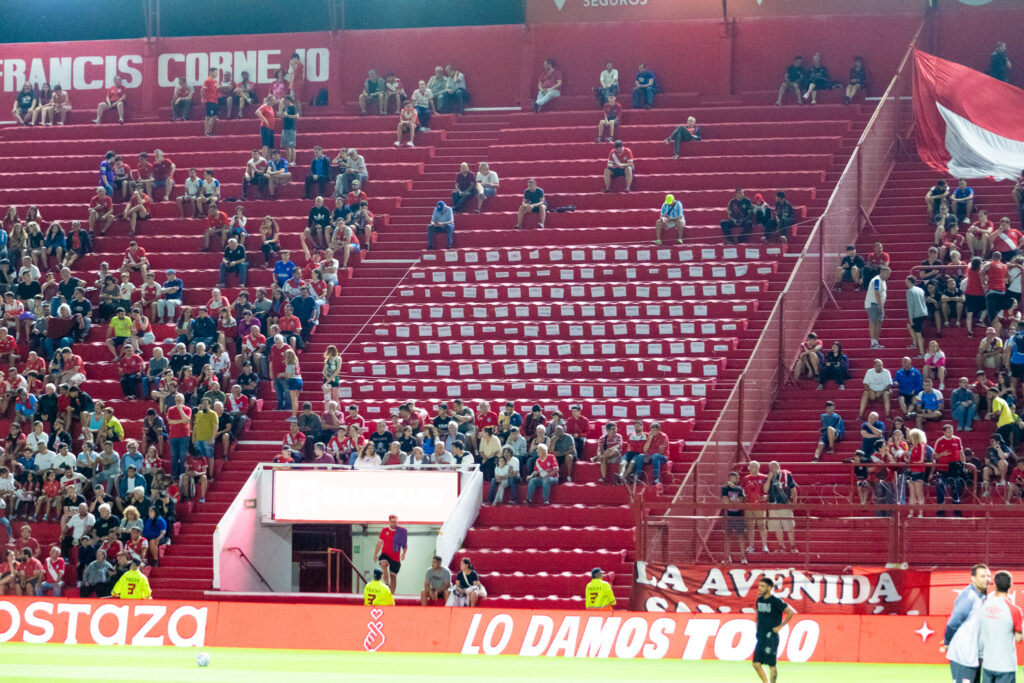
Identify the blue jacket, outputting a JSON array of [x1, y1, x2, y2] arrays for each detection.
[[309, 155, 330, 178], [894, 367, 923, 395]]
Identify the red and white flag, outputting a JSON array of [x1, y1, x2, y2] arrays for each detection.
[[914, 49, 1024, 181]]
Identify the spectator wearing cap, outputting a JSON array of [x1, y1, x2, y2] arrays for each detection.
[[812, 401, 844, 461], [426, 201, 455, 250], [585, 567, 616, 610], [156, 269, 184, 324], [655, 194, 684, 246], [603, 140, 634, 193]]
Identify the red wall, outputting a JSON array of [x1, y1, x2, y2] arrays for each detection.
[[0, 6, 1017, 119]]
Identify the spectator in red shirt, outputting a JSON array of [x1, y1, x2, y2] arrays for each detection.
[[201, 68, 219, 137], [525, 444, 558, 505], [122, 187, 150, 237], [862, 241, 890, 286], [933, 423, 964, 515], [596, 95, 621, 143], [202, 207, 230, 253], [622, 422, 669, 485], [269, 335, 294, 411], [603, 141, 634, 193], [257, 97, 276, 159], [565, 405, 590, 462], [171, 76, 193, 121], [167, 393, 192, 479], [534, 59, 563, 113], [151, 149, 176, 202], [16, 548, 43, 596], [93, 76, 126, 124], [741, 460, 768, 553], [0, 549, 18, 595], [180, 453, 208, 503], [88, 187, 116, 235]]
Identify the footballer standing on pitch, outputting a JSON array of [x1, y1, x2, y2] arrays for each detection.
[[753, 577, 795, 683]]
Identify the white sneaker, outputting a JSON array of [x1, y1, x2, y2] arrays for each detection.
[[762, 545, 770, 553], [406, 141, 414, 147], [393, 141, 400, 147], [745, 546, 754, 553]]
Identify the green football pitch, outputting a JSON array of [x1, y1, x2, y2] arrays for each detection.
[[0, 643, 948, 682]]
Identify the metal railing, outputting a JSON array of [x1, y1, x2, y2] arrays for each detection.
[[327, 546, 368, 593], [664, 21, 925, 515], [225, 546, 275, 592]]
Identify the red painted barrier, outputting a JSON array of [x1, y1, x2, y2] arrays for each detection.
[[0, 596, 995, 663]]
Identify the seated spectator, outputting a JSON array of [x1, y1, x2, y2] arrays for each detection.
[[802, 53, 833, 104], [923, 340, 948, 391], [845, 56, 867, 104], [122, 187, 150, 237], [219, 238, 248, 288], [93, 76, 126, 124], [661, 117, 703, 161], [88, 187, 116, 235], [449, 162, 479, 214], [967, 210, 994, 258], [473, 162, 499, 214], [359, 70, 386, 116], [180, 451, 208, 503], [443, 65, 468, 116], [425, 66, 449, 113], [622, 421, 669, 485], [533, 59, 562, 113], [631, 63, 657, 109], [266, 150, 291, 199], [835, 245, 864, 289], [426, 201, 455, 250], [394, 101, 418, 147], [525, 444, 558, 505], [17, 548, 43, 596], [926, 179, 950, 219], [859, 358, 893, 419], [911, 377, 944, 428], [409, 80, 434, 132], [893, 356, 924, 416], [303, 146, 332, 200], [514, 179, 546, 230], [795, 332, 824, 382], [546, 425, 576, 483], [951, 179, 975, 224], [595, 61, 619, 107], [603, 141, 634, 193], [334, 148, 368, 199], [596, 95, 621, 143], [202, 206, 230, 253], [720, 188, 753, 244], [382, 72, 406, 115], [449, 558, 486, 607], [812, 401, 844, 461], [776, 56, 806, 106], [171, 76, 193, 121], [80, 548, 114, 598], [421, 555, 452, 605]]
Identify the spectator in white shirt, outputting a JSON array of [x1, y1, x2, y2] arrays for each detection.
[[596, 61, 619, 106], [334, 148, 368, 199], [859, 358, 893, 419], [475, 163, 499, 213], [864, 266, 891, 349]]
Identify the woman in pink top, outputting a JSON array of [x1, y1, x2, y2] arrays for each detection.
[[923, 340, 947, 390]]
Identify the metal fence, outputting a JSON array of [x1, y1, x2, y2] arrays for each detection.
[[665, 23, 924, 514]]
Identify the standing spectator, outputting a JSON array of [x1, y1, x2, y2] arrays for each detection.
[[533, 59, 563, 113], [812, 401, 844, 461], [421, 555, 451, 606], [933, 423, 965, 516], [596, 95, 621, 143], [655, 194, 684, 246], [595, 61, 619, 105], [764, 461, 797, 551], [280, 96, 299, 165], [720, 188, 753, 244], [858, 358, 893, 419], [906, 277, 928, 356], [721, 471, 747, 564], [514, 179, 546, 230], [663, 116, 702, 160], [287, 53, 305, 114], [865, 267, 891, 350], [166, 393, 191, 479], [200, 68, 219, 137], [359, 70, 386, 115], [602, 141, 634, 193], [775, 56, 806, 106], [982, 252, 1009, 330], [989, 42, 1012, 82], [93, 76, 126, 124], [742, 461, 768, 553], [474, 162, 499, 214], [631, 63, 657, 109], [906, 428, 930, 515], [426, 201, 455, 250], [584, 567, 616, 610], [374, 514, 407, 593], [256, 97, 276, 160]]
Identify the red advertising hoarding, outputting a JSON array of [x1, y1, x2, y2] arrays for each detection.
[[0, 596, 979, 664]]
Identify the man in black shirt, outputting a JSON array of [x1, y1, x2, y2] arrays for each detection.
[[720, 471, 747, 564], [305, 196, 332, 254], [191, 309, 218, 350], [219, 238, 248, 287], [515, 179, 546, 230], [720, 188, 753, 244], [291, 286, 319, 341], [775, 56, 805, 106], [237, 362, 259, 399], [925, 180, 949, 218], [69, 288, 93, 340], [835, 245, 864, 288], [369, 420, 394, 457], [753, 577, 795, 682], [768, 191, 794, 243]]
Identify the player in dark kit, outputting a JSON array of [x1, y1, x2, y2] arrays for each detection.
[[753, 577, 795, 683]]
